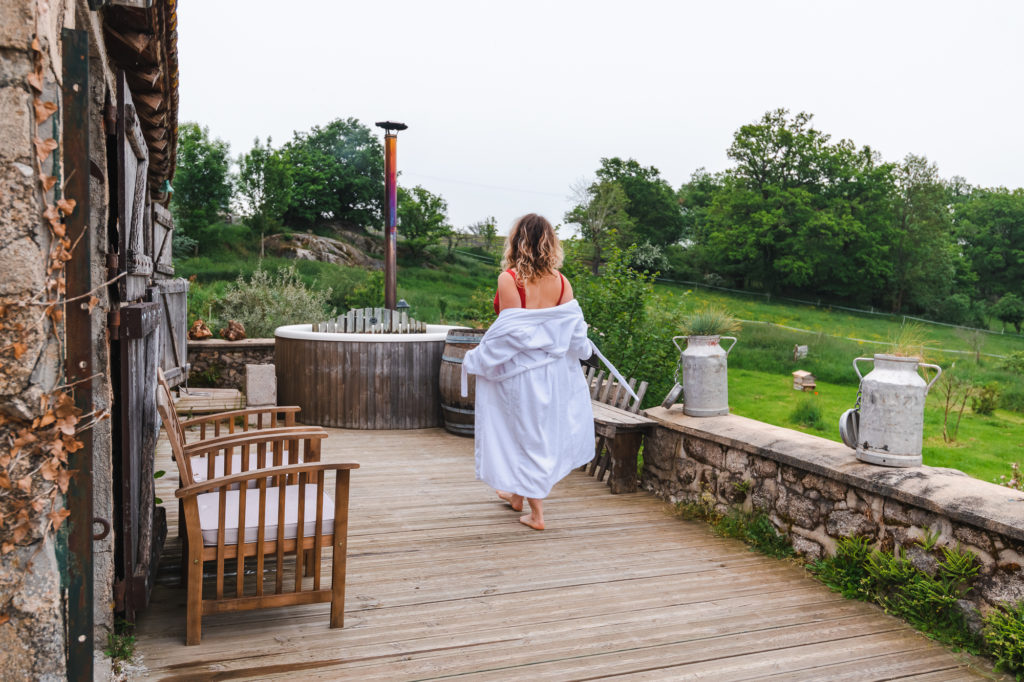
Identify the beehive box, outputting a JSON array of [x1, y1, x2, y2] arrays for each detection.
[[792, 370, 816, 391]]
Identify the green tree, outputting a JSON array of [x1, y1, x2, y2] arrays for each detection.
[[397, 185, 452, 260], [171, 122, 232, 249], [955, 188, 1024, 301], [282, 118, 383, 229], [993, 293, 1024, 333], [237, 136, 293, 235], [701, 109, 894, 301], [564, 179, 634, 274], [466, 216, 499, 252], [595, 157, 686, 247], [888, 154, 957, 313]]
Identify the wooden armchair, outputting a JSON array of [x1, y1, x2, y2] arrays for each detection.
[[157, 369, 315, 485], [158, 390, 359, 645]]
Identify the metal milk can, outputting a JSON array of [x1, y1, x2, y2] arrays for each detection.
[[673, 335, 737, 417], [852, 354, 941, 467]]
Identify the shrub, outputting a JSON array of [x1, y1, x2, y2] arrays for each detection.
[[563, 240, 681, 408], [788, 395, 825, 431], [344, 270, 384, 310], [216, 263, 334, 338], [627, 241, 669, 273], [1003, 351, 1024, 376], [971, 382, 1001, 416], [679, 305, 741, 337], [983, 602, 1024, 677]]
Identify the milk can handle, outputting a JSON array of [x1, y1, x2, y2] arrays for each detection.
[[720, 336, 738, 356], [853, 356, 873, 380], [920, 363, 942, 393], [672, 336, 687, 354]]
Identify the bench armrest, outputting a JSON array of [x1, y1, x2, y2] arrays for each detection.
[[176, 461, 359, 498], [180, 406, 301, 428]]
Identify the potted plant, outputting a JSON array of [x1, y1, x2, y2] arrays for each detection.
[[668, 306, 741, 416], [847, 324, 942, 467]]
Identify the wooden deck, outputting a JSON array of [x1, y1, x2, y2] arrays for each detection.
[[135, 427, 998, 680]]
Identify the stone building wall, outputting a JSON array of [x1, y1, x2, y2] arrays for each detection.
[[0, 2, 75, 679], [642, 407, 1024, 616], [188, 338, 276, 390]]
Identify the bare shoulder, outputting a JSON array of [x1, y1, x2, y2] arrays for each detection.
[[560, 272, 575, 302]]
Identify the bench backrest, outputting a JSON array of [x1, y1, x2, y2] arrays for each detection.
[[583, 366, 648, 413]]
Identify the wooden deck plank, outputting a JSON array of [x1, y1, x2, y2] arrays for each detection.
[[136, 426, 998, 680]]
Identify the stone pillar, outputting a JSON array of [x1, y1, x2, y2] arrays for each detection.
[[246, 364, 278, 424]]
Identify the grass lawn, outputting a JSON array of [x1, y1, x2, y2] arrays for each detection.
[[728, 367, 1024, 485]]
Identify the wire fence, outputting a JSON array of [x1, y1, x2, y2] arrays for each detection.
[[654, 276, 1013, 337]]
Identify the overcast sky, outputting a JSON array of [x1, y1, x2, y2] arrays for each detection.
[[177, 0, 1024, 234]]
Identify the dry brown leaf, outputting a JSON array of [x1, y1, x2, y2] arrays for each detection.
[[12, 342, 27, 360], [41, 175, 57, 191], [12, 523, 28, 543], [39, 412, 55, 428], [31, 38, 40, 52], [0, 472, 11, 489], [56, 198, 76, 215], [26, 71, 43, 92], [0, 613, 10, 627], [17, 476, 32, 494], [40, 458, 60, 481], [88, 296, 100, 312], [56, 469, 75, 494], [31, 498, 48, 513], [43, 205, 59, 223], [34, 99, 57, 125], [0, 544, 13, 556], [48, 508, 71, 531], [64, 437, 83, 454], [33, 137, 58, 162]]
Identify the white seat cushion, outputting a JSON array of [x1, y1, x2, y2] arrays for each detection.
[[189, 451, 290, 488], [196, 483, 335, 546]]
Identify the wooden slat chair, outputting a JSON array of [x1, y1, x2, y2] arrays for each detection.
[[158, 369, 314, 487], [581, 365, 654, 494], [157, 390, 359, 645]]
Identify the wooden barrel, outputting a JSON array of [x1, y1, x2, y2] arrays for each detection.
[[439, 328, 486, 436]]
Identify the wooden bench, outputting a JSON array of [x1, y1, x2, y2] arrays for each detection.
[[157, 389, 358, 645], [582, 366, 655, 494]]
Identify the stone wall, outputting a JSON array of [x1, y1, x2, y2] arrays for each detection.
[[642, 407, 1024, 615], [188, 338, 276, 390]]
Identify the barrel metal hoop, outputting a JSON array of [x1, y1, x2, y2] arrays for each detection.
[[444, 423, 475, 434], [441, 355, 464, 364], [442, 404, 475, 415], [445, 335, 484, 344]]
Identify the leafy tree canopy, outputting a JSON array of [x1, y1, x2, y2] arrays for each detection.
[[237, 136, 293, 233], [282, 118, 384, 229], [595, 157, 686, 247], [955, 187, 1024, 301], [397, 185, 452, 260], [565, 179, 634, 273], [171, 122, 232, 237]]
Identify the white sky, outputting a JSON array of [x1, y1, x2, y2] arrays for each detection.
[[177, 0, 1024, 234]]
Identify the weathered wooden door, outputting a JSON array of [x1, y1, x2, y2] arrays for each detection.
[[148, 278, 190, 386], [111, 70, 166, 620]]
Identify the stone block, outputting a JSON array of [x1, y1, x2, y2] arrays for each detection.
[[751, 457, 777, 478], [644, 428, 681, 473], [781, 465, 804, 484], [791, 535, 824, 561], [724, 448, 748, 474], [779, 488, 819, 529], [0, 2, 33, 49], [826, 509, 877, 538], [0, 86, 32, 162], [954, 526, 994, 555], [750, 478, 777, 512], [683, 436, 724, 469], [245, 364, 277, 406], [802, 472, 846, 501]]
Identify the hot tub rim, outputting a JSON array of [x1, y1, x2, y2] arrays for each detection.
[[274, 323, 460, 343]]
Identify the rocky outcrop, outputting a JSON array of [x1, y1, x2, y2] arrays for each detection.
[[263, 232, 382, 269]]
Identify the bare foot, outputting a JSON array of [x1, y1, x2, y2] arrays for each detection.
[[496, 491, 523, 512], [519, 514, 545, 530]]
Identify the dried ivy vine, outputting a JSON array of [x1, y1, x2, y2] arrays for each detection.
[[0, 34, 109, 626]]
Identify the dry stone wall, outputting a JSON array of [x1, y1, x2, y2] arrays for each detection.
[[188, 338, 275, 390], [643, 407, 1024, 615]]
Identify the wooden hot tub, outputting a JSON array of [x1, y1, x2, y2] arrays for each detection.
[[275, 323, 456, 429]]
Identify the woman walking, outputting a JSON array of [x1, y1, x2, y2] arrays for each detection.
[[461, 214, 635, 530]]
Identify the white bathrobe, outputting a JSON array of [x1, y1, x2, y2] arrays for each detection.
[[461, 300, 637, 499]]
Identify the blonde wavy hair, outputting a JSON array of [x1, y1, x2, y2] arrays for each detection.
[[500, 213, 564, 285]]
